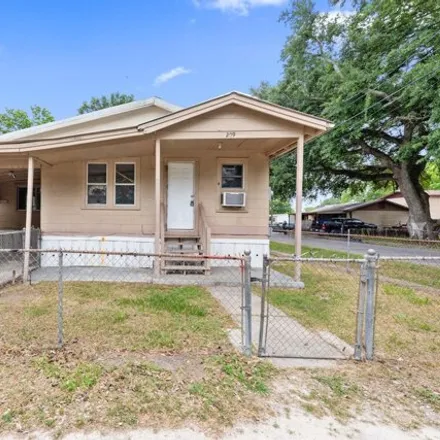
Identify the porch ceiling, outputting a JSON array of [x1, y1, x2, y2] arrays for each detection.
[[0, 168, 40, 183], [161, 137, 296, 157]]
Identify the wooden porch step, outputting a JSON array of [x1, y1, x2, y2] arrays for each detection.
[[163, 256, 205, 262], [165, 249, 203, 255], [162, 265, 209, 274]]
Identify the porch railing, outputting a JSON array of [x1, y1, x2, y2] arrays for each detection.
[[199, 203, 211, 273], [160, 201, 165, 253], [0, 228, 40, 250]]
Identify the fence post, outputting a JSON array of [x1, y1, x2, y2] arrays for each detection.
[[365, 249, 377, 360], [243, 250, 252, 356], [58, 250, 64, 349], [258, 253, 268, 357], [346, 229, 351, 272], [354, 260, 367, 361]]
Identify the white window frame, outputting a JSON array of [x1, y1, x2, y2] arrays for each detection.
[[114, 162, 136, 206], [86, 162, 108, 207], [221, 163, 245, 190]]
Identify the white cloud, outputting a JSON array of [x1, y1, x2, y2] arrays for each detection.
[[193, 0, 286, 16], [154, 67, 192, 86]]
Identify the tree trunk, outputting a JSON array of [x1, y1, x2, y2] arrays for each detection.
[[394, 162, 435, 239]]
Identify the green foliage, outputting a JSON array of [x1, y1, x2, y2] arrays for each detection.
[[78, 92, 135, 114], [253, 0, 440, 235], [270, 198, 292, 214], [0, 106, 54, 134]]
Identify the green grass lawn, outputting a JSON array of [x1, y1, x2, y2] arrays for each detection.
[[271, 240, 440, 289], [0, 282, 275, 434], [268, 258, 440, 422], [270, 240, 362, 258]]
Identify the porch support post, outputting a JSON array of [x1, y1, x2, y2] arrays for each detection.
[[23, 156, 34, 282], [154, 138, 161, 276], [295, 135, 304, 281]]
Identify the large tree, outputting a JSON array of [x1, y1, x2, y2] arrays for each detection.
[[253, 0, 440, 238], [78, 92, 135, 115], [0, 106, 54, 134]]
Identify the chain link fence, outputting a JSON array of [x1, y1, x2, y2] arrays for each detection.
[[1, 247, 438, 363], [374, 256, 440, 365], [257, 252, 440, 363], [301, 230, 440, 254], [257, 255, 367, 360], [0, 249, 251, 357]]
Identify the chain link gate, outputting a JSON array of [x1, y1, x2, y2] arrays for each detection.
[[257, 253, 377, 360]]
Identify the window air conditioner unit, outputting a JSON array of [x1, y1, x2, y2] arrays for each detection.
[[221, 192, 246, 207]]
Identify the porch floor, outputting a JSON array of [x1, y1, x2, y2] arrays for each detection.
[[28, 266, 301, 286]]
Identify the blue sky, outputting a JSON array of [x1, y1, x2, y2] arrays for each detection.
[[0, 0, 335, 119]]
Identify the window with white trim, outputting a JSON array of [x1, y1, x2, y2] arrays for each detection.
[[87, 163, 107, 205], [115, 163, 135, 205], [221, 164, 244, 189]]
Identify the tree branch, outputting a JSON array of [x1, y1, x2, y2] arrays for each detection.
[[316, 164, 394, 181], [355, 139, 395, 167], [361, 128, 403, 146], [367, 88, 398, 104]]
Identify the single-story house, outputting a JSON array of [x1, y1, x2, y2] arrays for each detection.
[[387, 190, 440, 221], [305, 191, 440, 229], [0, 92, 332, 276], [305, 199, 409, 228]]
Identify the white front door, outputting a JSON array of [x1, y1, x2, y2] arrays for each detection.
[[167, 162, 195, 230]]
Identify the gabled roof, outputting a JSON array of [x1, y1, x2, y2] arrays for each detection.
[[307, 197, 409, 215], [0, 91, 332, 153], [0, 97, 181, 142], [138, 91, 333, 134], [307, 202, 361, 215], [350, 198, 409, 211]]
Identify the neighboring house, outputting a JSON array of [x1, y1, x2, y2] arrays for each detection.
[[306, 190, 440, 228], [0, 92, 332, 272], [387, 190, 440, 221], [306, 199, 410, 228]]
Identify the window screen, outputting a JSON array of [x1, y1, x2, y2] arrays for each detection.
[[87, 163, 107, 204], [115, 163, 135, 205], [221, 164, 243, 189]]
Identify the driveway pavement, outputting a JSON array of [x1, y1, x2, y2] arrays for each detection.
[[272, 232, 440, 258]]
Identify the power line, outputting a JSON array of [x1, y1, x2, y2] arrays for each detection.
[[338, 58, 440, 127], [339, 28, 440, 108]]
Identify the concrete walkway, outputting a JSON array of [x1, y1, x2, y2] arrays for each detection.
[[209, 281, 349, 360]]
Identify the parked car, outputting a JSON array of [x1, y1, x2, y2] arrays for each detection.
[[311, 219, 327, 232], [271, 222, 295, 234], [321, 218, 378, 234]]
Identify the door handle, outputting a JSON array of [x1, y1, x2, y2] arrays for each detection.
[[190, 200, 194, 207]]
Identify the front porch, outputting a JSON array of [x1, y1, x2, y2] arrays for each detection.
[[0, 92, 333, 280]]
